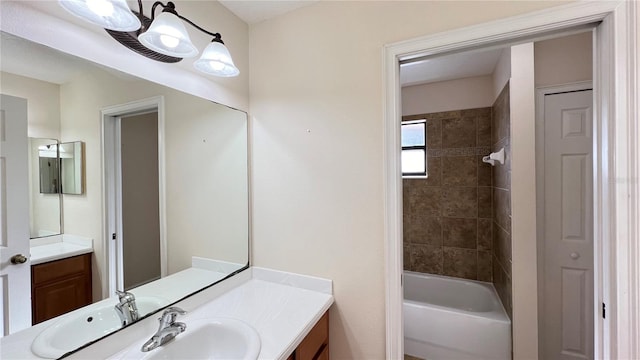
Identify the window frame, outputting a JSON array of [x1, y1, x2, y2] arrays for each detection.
[[401, 119, 427, 178]]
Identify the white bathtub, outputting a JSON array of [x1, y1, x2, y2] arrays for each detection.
[[403, 271, 511, 360]]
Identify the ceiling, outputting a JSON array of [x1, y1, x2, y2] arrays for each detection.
[[219, 0, 319, 24], [0, 32, 137, 84], [400, 48, 504, 87]]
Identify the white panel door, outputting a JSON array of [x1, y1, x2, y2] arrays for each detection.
[[543, 90, 593, 360], [0, 94, 31, 335]]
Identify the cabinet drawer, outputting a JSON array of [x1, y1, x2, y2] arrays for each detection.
[[296, 312, 329, 360], [32, 254, 91, 285]]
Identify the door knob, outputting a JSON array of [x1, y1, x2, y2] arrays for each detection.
[[10, 254, 27, 264], [570, 252, 580, 260]]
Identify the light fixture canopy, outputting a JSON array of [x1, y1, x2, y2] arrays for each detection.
[[57, 0, 239, 77], [59, 0, 141, 32], [194, 38, 240, 77]]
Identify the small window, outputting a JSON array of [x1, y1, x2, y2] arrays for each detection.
[[401, 120, 427, 177]]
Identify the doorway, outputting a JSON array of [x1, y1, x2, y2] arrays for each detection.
[[383, 2, 638, 359], [101, 96, 167, 297], [119, 112, 161, 290]]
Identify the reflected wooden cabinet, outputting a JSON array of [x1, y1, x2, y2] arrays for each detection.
[[31, 253, 92, 325], [287, 311, 329, 360]]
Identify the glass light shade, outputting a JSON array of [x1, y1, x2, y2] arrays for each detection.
[[58, 0, 141, 31], [193, 41, 240, 77], [138, 12, 198, 58]]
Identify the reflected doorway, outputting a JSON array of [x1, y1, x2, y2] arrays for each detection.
[[120, 112, 161, 290], [102, 96, 167, 297]]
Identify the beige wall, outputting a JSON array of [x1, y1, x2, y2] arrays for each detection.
[[166, 102, 248, 271], [0, 71, 59, 139], [60, 67, 248, 300], [493, 48, 512, 101], [534, 32, 592, 87], [402, 76, 494, 115], [0, 72, 61, 238], [248, 1, 569, 358]]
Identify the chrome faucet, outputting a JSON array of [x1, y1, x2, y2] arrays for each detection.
[[141, 307, 187, 352], [115, 290, 139, 326]]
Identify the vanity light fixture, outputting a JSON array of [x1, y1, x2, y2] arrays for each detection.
[[58, 0, 239, 77]]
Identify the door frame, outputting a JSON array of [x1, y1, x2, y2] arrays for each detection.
[[383, 1, 638, 359], [100, 96, 167, 298], [535, 81, 594, 357]]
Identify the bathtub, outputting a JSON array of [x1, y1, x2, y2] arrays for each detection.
[[403, 271, 511, 360]]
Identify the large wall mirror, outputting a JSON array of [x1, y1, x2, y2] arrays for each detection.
[[0, 31, 249, 357]]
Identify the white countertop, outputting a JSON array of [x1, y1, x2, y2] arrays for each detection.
[[30, 234, 93, 265], [0, 266, 333, 360]]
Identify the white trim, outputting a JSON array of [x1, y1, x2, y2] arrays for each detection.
[[114, 116, 123, 290], [607, 2, 639, 357], [383, 1, 638, 359], [101, 113, 117, 299], [100, 96, 167, 298], [534, 80, 593, 357], [383, 36, 404, 359], [510, 42, 538, 358]]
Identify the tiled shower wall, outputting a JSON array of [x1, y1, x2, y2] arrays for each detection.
[[491, 82, 512, 319], [402, 107, 493, 281]]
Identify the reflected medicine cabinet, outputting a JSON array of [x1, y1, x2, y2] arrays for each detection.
[[38, 141, 85, 195]]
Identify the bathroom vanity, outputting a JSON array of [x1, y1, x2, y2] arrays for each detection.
[[31, 253, 92, 324], [287, 311, 329, 360], [29, 235, 94, 324], [0, 267, 333, 360]]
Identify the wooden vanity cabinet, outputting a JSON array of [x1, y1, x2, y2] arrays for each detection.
[[287, 311, 329, 360], [31, 253, 92, 325]]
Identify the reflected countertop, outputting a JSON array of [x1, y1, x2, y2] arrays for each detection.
[[29, 234, 93, 265], [0, 261, 235, 360]]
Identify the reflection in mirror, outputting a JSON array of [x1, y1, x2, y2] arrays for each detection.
[[37, 142, 60, 194], [0, 31, 248, 356], [29, 138, 62, 238], [60, 141, 84, 195]]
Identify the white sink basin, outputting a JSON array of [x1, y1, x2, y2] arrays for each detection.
[[118, 318, 261, 360], [32, 296, 169, 359]]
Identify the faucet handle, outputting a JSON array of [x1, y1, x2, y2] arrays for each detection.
[[163, 306, 187, 316], [116, 290, 135, 301], [159, 307, 187, 325]]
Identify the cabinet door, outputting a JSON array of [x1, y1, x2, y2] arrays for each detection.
[[32, 273, 92, 324], [315, 345, 329, 360], [296, 312, 329, 360]]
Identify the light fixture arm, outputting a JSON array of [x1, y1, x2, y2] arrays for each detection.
[[149, 1, 222, 41]]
